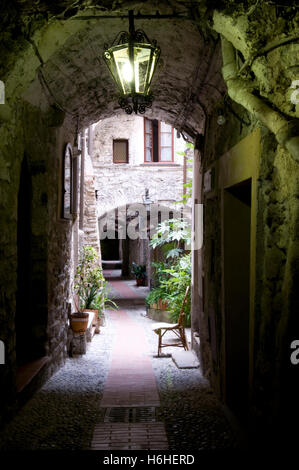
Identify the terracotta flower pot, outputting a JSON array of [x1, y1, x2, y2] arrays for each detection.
[[70, 312, 89, 333], [95, 318, 101, 334], [83, 309, 98, 326], [158, 299, 168, 310]]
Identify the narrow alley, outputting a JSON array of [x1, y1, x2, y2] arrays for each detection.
[[0, 273, 236, 452], [1, 0, 298, 461]]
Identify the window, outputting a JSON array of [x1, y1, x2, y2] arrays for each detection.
[[61, 143, 78, 220], [113, 139, 129, 163], [62, 143, 73, 219], [144, 118, 174, 162]]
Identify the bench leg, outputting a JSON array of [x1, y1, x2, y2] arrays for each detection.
[[179, 328, 188, 351], [158, 330, 162, 356]]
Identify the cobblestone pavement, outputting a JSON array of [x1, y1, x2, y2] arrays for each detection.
[[104, 271, 149, 300], [0, 289, 237, 451], [130, 306, 238, 451]]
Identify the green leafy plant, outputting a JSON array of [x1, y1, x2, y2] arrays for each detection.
[[146, 254, 191, 324], [151, 261, 170, 283], [131, 262, 147, 279], [73, 246, 104, 313], [150, 218, 191, 253], [147, 222, 191, 324], [90, 280, 118, 317], [175, 142, 194, 205], [159, 254, 191, 325], [146, 141, 193, 323], [145, 286, 167, 307]]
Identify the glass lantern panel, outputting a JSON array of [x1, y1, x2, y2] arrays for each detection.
[[134, 46, 151, 93], [112, 47, 132, 95], [148, 52, 158, 85]]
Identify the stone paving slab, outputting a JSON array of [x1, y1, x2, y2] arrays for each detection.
[[0, 292, 236, 452], [91, 304, 168, 448], [108, 280, 141, 299], [171, 350, 200, 369], [106, 273, 149, 300]]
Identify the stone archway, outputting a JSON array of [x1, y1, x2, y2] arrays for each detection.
[[0, 1, 298, 446]]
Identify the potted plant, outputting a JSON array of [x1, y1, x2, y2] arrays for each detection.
[[131, 262, 147, 286], [71, 246, 103, 333], [89, 281, 118, 333], [146, 287, 169, 311], [86, 280, 118, 333]]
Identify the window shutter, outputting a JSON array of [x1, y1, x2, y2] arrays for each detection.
[[144, 118, 153, 162], [113, 139, 128, 163]]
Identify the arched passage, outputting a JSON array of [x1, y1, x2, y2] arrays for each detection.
[[0, 0, 298, 451]]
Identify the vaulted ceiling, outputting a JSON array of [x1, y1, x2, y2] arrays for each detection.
[[1, 1, 227, 137], [1, 1, 298, 136]]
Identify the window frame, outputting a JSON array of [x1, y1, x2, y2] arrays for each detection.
[[61, 143, 78, 221], [144, 118, 174, 163], [113, 138, 129, 164], [144, 118, 153, 163], [61, 143, 73, 220]]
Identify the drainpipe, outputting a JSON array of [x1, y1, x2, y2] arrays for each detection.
[[221, 37, 299, 162]]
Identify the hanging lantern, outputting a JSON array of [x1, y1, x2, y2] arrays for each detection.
[[103, 10, 161, 114]]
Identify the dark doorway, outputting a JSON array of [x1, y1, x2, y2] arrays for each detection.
[[101, 237, 120, 260], [223, 178, 251, 422], [16, 157, 33, 366]]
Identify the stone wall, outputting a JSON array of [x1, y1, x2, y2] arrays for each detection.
[[47, 121, 77, 375], [83, 147, 101, 259], [201, 98, 255, 393], [91, 114, 190, 218], [89, 114, 192, 281], [252, 133, 299, 440], [0, 98, 77, 427], [201, 97, 299, 444], [0, 0, 298, 444]]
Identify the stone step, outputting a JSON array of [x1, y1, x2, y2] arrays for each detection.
[[111, 298, 146, 307], [102, 260, 123, 269], [171, 350, 200, 369]]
